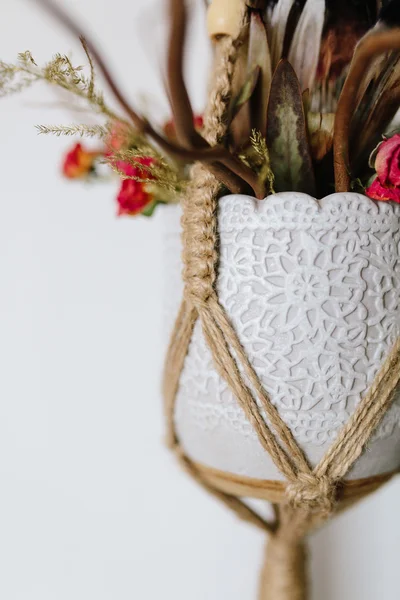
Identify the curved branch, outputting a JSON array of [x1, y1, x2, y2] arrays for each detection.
[[168, 0, 208, 149], [334, 27, 400, 192], [150, 127, 264, 197]]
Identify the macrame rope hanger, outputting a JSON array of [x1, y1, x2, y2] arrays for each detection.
[[163, 2, 400, 599], [15, 0, 400, 598]]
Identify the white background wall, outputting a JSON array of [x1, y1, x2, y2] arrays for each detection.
[[0, 1, 398, 599]]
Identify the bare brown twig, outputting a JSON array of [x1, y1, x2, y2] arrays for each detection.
[[167, 0, 206, 149], [334, 28, 400, 192], [166, 0, 254, 195], [79, 36, 95, 99]]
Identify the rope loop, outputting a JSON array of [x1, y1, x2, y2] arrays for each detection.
[[286, 473, 337, 517]]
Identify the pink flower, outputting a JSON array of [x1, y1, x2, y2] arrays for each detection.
[[366, 134, 400, 203], [105, 121, 131, 155], [366, 177, 400, 202], [116, 157, 155, 217], [374, 134, 400, 186], [62, 143, 101, 179]]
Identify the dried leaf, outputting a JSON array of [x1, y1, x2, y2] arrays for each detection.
[[141, 199, 159, 217], [302, 88, 310, 112], [350, 177, 366, 193], [307, 112, 335, 161], [229, 34, 252, 149], [229, 66, 260, 121], [282, 0, 306, 59], [288, 0, 325, 92], [333, 25, 400, 192], [368, 139, 384, 168], [248, 12, 272, 136], [267, 0, 296, 69], [352, 50, 400, 164], [352, 25, 397, 108], [266, 60, 316, 194]]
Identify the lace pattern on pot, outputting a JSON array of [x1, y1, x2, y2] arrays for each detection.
[[174, 193, 400, 477]]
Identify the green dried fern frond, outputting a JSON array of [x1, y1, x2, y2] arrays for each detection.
[[36, 123, 110, 138], [250, 130, 275, 195], [0, 59, 38, 97], [250, 130, 268, 161], [0, 41, 128, 126], [17, 51, 37, 66]]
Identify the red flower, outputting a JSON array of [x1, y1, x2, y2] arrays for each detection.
[[62, 143, 101, 179], [116, 157, 155, 217], [366, 134, 400, 203], [194, 115, 204, 131], [163, 114, 204, 140]]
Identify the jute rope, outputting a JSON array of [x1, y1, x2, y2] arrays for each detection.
[[162, 26, 400, 600]]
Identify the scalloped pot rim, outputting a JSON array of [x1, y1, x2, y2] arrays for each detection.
[[218, 191, 398, 212]]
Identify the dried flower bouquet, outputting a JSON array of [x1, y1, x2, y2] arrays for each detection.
[[4, 3, 400, 599], [2, 0, 400, 215]]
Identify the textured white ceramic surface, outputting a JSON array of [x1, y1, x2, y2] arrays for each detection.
[[164, 193, 400, 481]]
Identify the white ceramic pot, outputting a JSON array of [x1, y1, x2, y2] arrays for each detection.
[[165, 193, 400, 481]]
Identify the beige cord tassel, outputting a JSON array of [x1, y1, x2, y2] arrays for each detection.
[[259, 534, 308, 600]]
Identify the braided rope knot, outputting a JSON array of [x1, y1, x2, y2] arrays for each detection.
[[286, 473, 337, 516], [182, 165, 219, 310], [183, 239, 216, 308], [183, 278, 214, 309]]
